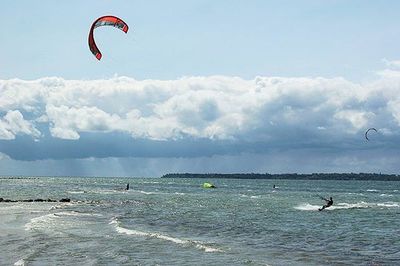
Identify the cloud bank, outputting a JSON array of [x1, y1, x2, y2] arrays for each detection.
[[1, 64, 400, 165]]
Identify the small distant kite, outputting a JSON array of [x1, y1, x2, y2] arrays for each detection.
[[88, 15, 129, 60], [365, 128, 377, 141]]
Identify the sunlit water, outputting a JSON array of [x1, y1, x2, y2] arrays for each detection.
[[1, 177, 399, 265]]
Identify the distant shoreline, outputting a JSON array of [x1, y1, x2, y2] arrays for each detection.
[[161, 173, 400, 181], [0, 173, 399, 181]]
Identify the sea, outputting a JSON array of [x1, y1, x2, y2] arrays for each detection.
[[0, 177, 399, 265]]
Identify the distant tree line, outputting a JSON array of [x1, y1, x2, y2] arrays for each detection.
[[161, 173, 400, 181]]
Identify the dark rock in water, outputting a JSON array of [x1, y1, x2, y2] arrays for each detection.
[[59, 198, 71, 202], [3, 199, 17, 202], [0, 197, 72, 203]]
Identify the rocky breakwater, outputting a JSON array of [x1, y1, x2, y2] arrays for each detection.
[[0, 198, 71, 203]]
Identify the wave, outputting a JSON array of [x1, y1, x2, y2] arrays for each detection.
[[25, 211, 101, 231], [294, 203, 321, 211], [240, 194, 262, 198], [377, 202, 399, 207], [49, 203, 73, 210], [110, 218, 222, 253], [295, 201, 399, 211], [379, 194, 393, 197], [25, 213, 56, 231], [366, 189, 379, 192], [0, 202, 57, 212], [346, 192, 364, 195], [0, 205, 25, 211], [137, 190, 158, 195], [92, 189, 127, 194], [14, 259, 25, 266], [67, 190, 87, 194]]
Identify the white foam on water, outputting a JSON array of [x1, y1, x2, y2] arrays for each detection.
[[347, 192, 364, 195], [367, 189, 379, 192], [25, 213, 56, 231], [110, 218, 223, 253], [89, 189, 125, 195], [25, 211, 101, 231], [49, 203, 74, 210], [137, 190, 158, 195], [331, 202, 371, 210], [294, 203, 320, 211], [0, 205, 24, 212], [174, 192, 186, 195], [379, 193, 393, 197], [14, 259, 25, 266], [377, 202, 399, 208], [67, 190, 86, 194], [0, 203, 54, 213], [53, 211, 102, 217], [240, 194, 261, 198], [295, 201, 400, 211]]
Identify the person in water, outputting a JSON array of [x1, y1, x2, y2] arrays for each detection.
[[126, 183, 130, 190], [319, 197, 333, 211]]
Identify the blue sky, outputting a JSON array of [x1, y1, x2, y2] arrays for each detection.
[[2, 0, 400, 80], [1, 1, 400, 176]]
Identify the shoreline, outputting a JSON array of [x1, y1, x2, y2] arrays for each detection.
[[161, 173, 400, 181]]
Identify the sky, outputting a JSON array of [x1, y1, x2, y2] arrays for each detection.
[[1, 1, 400, 177]]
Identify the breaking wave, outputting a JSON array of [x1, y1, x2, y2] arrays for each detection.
[[110, 218, 223, 253], [25, 211, 101, 231]]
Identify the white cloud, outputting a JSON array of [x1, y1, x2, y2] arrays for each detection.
[[1, 69, 400, 145], [46, 105, 124, 139], [334, 110, 373, 133], [0, 110, 41, 140], [0, 152, 11, 160], [382, 58, 400, 69]]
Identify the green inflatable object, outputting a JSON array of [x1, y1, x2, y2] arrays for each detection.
[[203, 182, 216, 188]]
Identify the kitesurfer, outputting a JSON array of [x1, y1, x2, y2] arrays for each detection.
[[319, 197, 333, 211], [126, 183, 130, 190]]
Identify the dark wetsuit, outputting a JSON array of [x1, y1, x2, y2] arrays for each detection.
[[319, 198, 333, 211], [126, 183, 130, 190]]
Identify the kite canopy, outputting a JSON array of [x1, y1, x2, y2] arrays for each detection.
[[365, 128, 377, 141], [203, 182, 216, 188], [88, 15, 129, 60]]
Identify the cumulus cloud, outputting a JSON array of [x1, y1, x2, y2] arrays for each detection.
[[0, 110, 41, 140], [1, 66, 400, 161], [382, 58, 400, 69]]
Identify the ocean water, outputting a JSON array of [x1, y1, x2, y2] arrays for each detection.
[[0, 177, 399, 266]]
